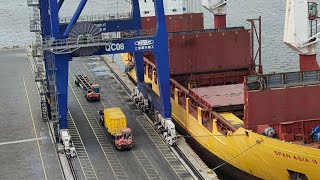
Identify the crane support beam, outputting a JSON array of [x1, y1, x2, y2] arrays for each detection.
[[154, 0, 171, 118], [49, 0, 60, 37], [134, 52, 144, 83], [55, 54, 71, 129], [63, 0, 88, 37], [59, 0, 141, 34], [58, 0, 64, 11]]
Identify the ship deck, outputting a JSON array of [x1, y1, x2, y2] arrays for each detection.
[[190, 84, 244, 109], [0, 48, 64, 180]]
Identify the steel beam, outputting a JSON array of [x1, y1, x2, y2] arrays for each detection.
[[63, 0, 88, 37], [153, 0, 171, 118], [55, 54, 71, 129], [39, 0, 51, 36], [58, 0, 64, 11], [134, 52, 145, 83], [59, 0, 141, 33], [49, 0, 60, 37]]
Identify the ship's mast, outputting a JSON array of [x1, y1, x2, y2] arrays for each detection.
[[284, 0, 320, 71]]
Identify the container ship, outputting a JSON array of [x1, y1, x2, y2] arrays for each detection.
[[121, 0, 320, 179]]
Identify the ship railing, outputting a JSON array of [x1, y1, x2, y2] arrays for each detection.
[[188, 104, 198, 119], [27, 0, 39, 7], [113, 29, 156, 39], [310, 17, 320, 37], [246, 70, 320, 90], [147, 61, 238, 133], [42, 37, 112, 54], [59, 12, 132, 24], [169, 26, 245, 36], [178, 97, 186, 109]]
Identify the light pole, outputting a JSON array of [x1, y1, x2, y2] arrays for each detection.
[[117, 1, 119, 18]]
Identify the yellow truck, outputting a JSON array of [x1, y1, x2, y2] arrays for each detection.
[[99, 107, 132, 150]]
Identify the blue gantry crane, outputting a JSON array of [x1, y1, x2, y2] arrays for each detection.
[[30, 0, 172, 143]]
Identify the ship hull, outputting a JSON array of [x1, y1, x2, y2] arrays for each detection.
[[121, 54, 320, 180], [173, 117, 259, 180]]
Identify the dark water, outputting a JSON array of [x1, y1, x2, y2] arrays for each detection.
[[0, 0, 306, 73]]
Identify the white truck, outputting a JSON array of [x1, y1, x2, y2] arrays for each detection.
[[59, 129, 77, 158]]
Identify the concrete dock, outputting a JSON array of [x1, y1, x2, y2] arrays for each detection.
[[98, 55, 217, 180], [0, 48, 64, 180], [1, 48, 216, 180], [67, 56, 194, 179]]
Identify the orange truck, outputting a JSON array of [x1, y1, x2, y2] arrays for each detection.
[[74, 74, 100, 101], [99, 107, 133, 150]]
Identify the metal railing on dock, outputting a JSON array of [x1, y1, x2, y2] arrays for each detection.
[[42, 29, 156, 54], [27, 0, 39, 7]]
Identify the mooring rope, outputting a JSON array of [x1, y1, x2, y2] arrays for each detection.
[[211, 139, 264, 171], [178, 134, 248, 138]]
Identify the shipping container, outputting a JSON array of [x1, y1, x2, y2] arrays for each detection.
[[144, 28, 251, 75], [104, 107, 127, 135], [168, 28, 251, 75]]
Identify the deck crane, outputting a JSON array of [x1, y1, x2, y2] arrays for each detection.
[[202, 0, 228, 28], [284, 0, 320, 71]]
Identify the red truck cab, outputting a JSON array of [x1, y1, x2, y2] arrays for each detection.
[[114, 128, 133, 150], [86, 83, 100, 101]]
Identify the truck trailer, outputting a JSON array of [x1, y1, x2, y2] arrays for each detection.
[[74, 74, 100, 101], [99, 107, 133, 150]]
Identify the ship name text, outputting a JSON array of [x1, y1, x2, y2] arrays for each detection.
[[274, 150, 318, 164]]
